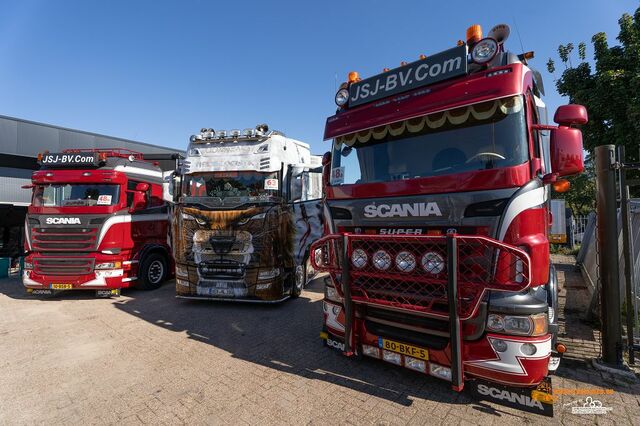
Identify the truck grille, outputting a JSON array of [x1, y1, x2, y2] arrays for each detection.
[[34, 257, 94, 276], [31, 227, 98, 251]]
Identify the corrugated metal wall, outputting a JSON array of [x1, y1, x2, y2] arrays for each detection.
[[0, 115, 184, 208], [0, 115, 180, 157], [0, 167, 32, 205]]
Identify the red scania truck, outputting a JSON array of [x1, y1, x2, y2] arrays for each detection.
[[22, 149, 174, 296], [311, 24, 587, 415]]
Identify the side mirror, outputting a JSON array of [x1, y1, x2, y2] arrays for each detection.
[[554, 104, 588, 126], [550, 127, 584, 177], [129, 182, 149, 212], [321, 151, 332, 189], [135, 182, 150, 192], [291, 178, 303, 202], [290, 164, 305, 178], [288, 164, 306, 202], [130, 191, 147, 212]]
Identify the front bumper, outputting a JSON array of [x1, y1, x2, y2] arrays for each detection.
[[175, 262, 290, 302], [22, 269, 128, 290], [322, 300, 552, 387]]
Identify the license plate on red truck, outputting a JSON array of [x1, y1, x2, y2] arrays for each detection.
[[378, 338, 429, 360]]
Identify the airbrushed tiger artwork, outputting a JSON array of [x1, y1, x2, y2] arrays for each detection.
[[170, 125, 324, 302]]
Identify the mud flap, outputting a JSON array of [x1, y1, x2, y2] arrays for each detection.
[[466, 377, 554, 417]]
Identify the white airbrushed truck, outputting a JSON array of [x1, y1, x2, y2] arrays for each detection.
[[170, 124, 323, 302]]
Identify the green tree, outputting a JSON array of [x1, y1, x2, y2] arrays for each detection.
[[547, 7, 640, 202], [558, 158, 597, 215]]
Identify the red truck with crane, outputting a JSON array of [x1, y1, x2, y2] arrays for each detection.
[[22, 149, 175, 296], [311, 24, 587, 416]]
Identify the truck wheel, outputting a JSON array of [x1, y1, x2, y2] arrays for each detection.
[[137, 253, 167, 290], [290, 263, 306, 298]]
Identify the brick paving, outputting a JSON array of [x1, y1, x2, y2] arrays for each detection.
[[0, 260, 638, 425]]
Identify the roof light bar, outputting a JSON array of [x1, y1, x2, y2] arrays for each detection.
[[190, 124, 276, 143]]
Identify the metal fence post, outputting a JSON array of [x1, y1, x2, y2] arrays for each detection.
[[618, 145, 636, 364], [447, 234, 463, 391], [595, 145, 623, 366]]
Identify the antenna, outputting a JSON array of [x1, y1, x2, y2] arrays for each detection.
[[512, 16, 525, 54], [334, 72, 338, 92]]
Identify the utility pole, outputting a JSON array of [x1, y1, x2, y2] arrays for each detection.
[[594, 145, 623, 366]]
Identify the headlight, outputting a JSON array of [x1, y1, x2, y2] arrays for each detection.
[[486, 314, 505, 332], [325, 284, 341, 302], [471, 37, 498, 64], [421, 252, 444, 274], [95, 262, 122, 270], [23, 261, 33, 270], [351, 248, 368, 269], [335, 88, 349, 106], [395, 251, 416, 273], [258, 267, 280, 280], [176, 265, 188, 277], [504, 316, 533, 335], [372, 250, 391, 271], [486, 313, 548, 336]]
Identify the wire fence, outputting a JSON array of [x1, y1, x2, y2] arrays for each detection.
[[576, 202, 640, 345], [572, 214, 591, 245]]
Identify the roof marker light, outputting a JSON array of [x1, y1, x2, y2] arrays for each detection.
[[466, 24, 483, 45], [348, 71, 360, 83], [486, 68, 512, 78]]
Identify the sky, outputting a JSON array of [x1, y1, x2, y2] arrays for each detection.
[[0, 0, 637, 155]]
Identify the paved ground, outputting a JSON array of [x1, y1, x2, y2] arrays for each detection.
[[0, 260, 638, 425]]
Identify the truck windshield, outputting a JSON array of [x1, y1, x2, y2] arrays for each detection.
[[330, 95, 528, 185], [183, 171, 280, 199], [33, 184, 120, 207]]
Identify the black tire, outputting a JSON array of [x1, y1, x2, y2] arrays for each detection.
[[290, 262, 306, 298], [137, 253, 167, 290]]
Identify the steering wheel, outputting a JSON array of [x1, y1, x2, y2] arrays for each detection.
[[465, 152, 506, 164]]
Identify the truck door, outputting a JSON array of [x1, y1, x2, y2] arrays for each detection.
[[288, 165, 324, 267]]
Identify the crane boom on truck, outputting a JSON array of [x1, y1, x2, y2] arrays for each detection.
[[311, 23, 587, 417], [22, 148, 176, 296], [171, 124, 323, 302]]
